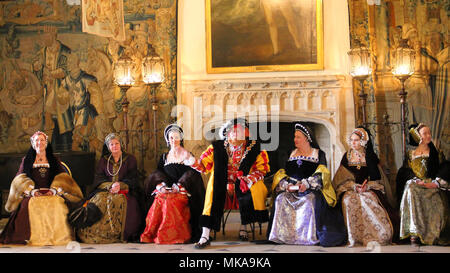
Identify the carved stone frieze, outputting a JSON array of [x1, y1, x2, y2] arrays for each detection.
[[180, 75, 354, 174]]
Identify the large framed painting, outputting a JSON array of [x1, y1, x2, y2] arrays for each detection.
[[206, 0, 323, 73]]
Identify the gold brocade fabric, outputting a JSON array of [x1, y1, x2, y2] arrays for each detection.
[[77, 182, 128, 244], [400, 181, 447, 245], [333, 165, 393, 246], [407, 151, 428, 180], [341, 190, 393, 246], [315, 165, 336, 207], [28, 196, 74, 246], [399, 150, 449, 245]]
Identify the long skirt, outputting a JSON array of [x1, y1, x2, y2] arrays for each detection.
[[77, 190, 142, 243], [0, 196, 74, 246], [400, 181, 448, 245], [341, 190, 393, 246], [269, 190, 347, 246], [140, 192, 191, 244], [269, 191, 319, 245]]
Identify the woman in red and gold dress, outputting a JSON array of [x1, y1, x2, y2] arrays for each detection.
[[141, 124, 205, 244]]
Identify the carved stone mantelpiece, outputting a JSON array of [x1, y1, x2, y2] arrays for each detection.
[[179, 75, 354, 174]]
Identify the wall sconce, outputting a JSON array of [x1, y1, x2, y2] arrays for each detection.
[[113, 56, 135, 150], [392, 39, 415, 160], [142, 46, 165, 159], [348, 40, 372, 125]]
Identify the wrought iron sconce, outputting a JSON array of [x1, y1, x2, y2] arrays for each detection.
[[142, 46, 165, 160], [113, 55, 135, 150], [392, 39, 415, 160], [348, 40, 372, 125], [348, 38, 415, 163]]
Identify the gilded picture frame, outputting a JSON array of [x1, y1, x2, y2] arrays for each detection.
[[206, 0, 323, 73]]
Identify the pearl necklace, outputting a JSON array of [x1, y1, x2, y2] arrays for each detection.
[[107, 153, 123, 177]]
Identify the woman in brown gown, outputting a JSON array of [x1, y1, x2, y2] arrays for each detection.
[[0, 131, 83, 246], [332, 127, 398, 247]]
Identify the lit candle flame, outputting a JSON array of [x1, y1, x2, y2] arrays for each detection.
[[393, 64, 413, 76], [143, 73, 163, 84], [351, 66, 371, 77]]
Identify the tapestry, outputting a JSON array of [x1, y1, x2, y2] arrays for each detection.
[[348, 0, 449, 175], [0, 0, 178, 174], [81, 0, 126, 42]]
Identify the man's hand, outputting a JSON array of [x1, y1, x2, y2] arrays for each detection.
[[239, 178, 249, 193]]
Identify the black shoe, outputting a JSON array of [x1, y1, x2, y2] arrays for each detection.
[[194, 236, 211, 249], [239, 230, 249, 241], [410, 236, 421, 246]]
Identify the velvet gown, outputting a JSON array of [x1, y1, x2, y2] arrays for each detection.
[[0, 157, 81, 245]]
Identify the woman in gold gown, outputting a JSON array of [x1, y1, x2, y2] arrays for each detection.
[[396, 123, 450, 245]]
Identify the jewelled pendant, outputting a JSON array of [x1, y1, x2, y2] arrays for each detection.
[[39, 167, 47, 178]]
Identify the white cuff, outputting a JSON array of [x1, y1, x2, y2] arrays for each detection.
[[172, 183, 180, 192], [156, 182, 166, 191], [301, 179, 310, 190], [278, 179, 289, 191], [435, 177, 449, 190], [183, 156, 196, 166]]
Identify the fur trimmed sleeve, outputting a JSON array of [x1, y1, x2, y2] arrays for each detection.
[[50, 173, 83, 203], [5, 174, 35, 212]]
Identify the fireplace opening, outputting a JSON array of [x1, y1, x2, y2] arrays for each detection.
[[209, 121, 332, 178]]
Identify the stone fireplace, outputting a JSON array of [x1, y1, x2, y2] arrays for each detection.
[[178, 75, 354, 176]]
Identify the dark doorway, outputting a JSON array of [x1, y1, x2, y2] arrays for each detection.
[[209, 121, 328, 177]]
